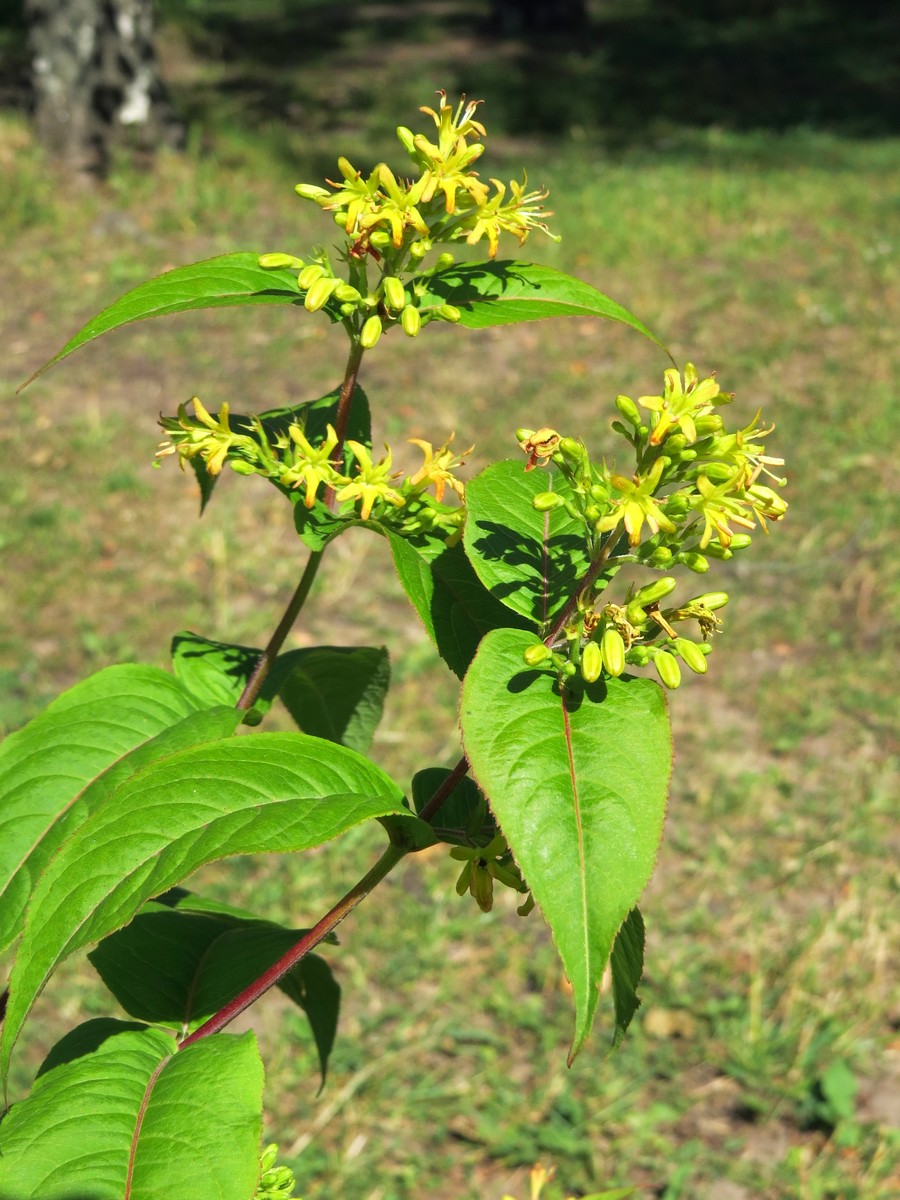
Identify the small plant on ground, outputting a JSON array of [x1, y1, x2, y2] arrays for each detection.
[[0, 93, 787, 1198]]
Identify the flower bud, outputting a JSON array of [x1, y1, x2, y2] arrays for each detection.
[[644, 546, 674, 566], [673, 637, 708, 674], [703, 462, 738, 484], [304, 276, 337, 313], [532, 491, 562, 511], [370, 230, 391, 249], [626, 600, 648, 626], [729, 533, 753, 551], [677, 550, 710, 573], [294, 183, 331, 201], [560, 660, 577, 677], [703, 541, 734, 560], [298, 263, 327, 290], [434, 252, 455, 271], [336, 155, 357, 180], [615, 394, 642, 426], [627, 645, 651, 666], [693, 591, 729, 610], [409, 239, 431, 259], [340, 302, 358, 317], [360, 315, 383, 348], [334, 283, 362, 303], [229, 460, 257, 475], [401, 305, 421, 337], [580, 641, 603, 683], [664, 495, 691, 518], [437, 303, 462, 323], [601, 627, 626, 677], [693, 414, 724, 437], [523, 643, 551, 667], [258, 252, 304, 269], [396, 125, 416, 153], [633, 576, 678, 606], [333, 210, 350, 228], [382, 276, 407, 311], [665, 433, 688, 453], [747, 484, 788, 519], [654, 649, 682, 689], [516, 428, 535, 443]]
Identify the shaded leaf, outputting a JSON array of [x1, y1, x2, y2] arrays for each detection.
[[609, 907, 645, 1051], [1, 732, 407, 1079], [21, 252, 327, 389], [464, 461, 592, 625], [459, 629, 671, 1061], [278, 646, 390, 753], [278, 953, 341, 1088], [0, 665, 234, 954], [413, 260, 667, 350], [411, 768, 495, 847], [0, 1022, 263, 1200]]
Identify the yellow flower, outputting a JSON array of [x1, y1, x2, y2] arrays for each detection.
[[335, 441, 406, 520], [156, 397, 248, 476], [595, 458, 677, 545], [407, 433, 473, 501], [690, 473, 757, 548], [279, 422, 344, 509], [461, 176, 557, 259], [418, 91, 486, 160], [638, 363, 732, 445]]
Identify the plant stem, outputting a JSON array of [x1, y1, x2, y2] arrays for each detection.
[[179, 841, 408, 1047], [236, 338, 366, 710], [236, 548, 323, 710], [544, 531, 623, 645], [416, 754, 470, 824]]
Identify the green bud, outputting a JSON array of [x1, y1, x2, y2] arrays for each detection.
[[294, 183, 331, 200], [516, 427, 536, 443], [370, 230, 391, 249], [585, 504, 601, 522], [627, 645, 652, 666], [383, 276, 407, 311], [676, 448, 698, 462], [409, 239, 431, 259], [258, 252, 304, 269], [645, 546, 674, 566], [581, 641, 603, 683], [703, 541, 734, 560], [703, 462, 738, 484], [360, 315, 383, 348], [437, 303, 462, 323], [634, 576, 678, 605], [589, 484, 609, 503], [615, 394, 642, 426], [396, 125, 416, 153], [601, 627, 626, 677], [654, 649, 682, 689], [333, 210, 349, 227], [664, 494, 691, 518], [563, 500, 584, 522], [611, 420, 634, 438], [298, 263, 327, 289], [532, 491, 563, 511], [673, 637, 708, 674], [304, 276, 337, 313], [558, 437, 586, 464], [626, 600, 648, 626], [693, 591, 729, 610], [523, 643, 551, 667], [560, 660, 577, 677], [693, 414, 724, 436], [334, 283, 361, 303], [665, 433, 689, 453], [340, 302, 358, 317], [434, 252, 455, 271], [678, 551, 710, 573], [401, 305, 421, 337], [729, 533, 753, 550], [229, 460, 257, 476]]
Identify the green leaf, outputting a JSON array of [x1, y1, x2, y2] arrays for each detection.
[[277, 645, 390, 753], [459, 629, 671, 1061], [0, 664, 234, 954], [413, 260, 667, 349], [1, 732, 407, 1080], [278, 952, 341, 1088], [609, 907, 645, 1051], [411, 768, 495, 847], [171, 632, 271, 716], [464, 461, 593, 625], [20, 252, 326, 389], [388, 532, 530, 676], [88, 904, 340, 1082], [0, 1022, 263, 1200]]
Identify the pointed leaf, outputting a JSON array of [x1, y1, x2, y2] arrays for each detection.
[[464, 461, 593, 625], [0, 1022, 263, 1200], [413, 260, 667, 349], [388, 532, 530, 676], [277, 953, 341, 1087], [1, 732, 407, 1078], [20, 252, 325, 388], [171, 632, 271, 714], [0, 665, 227, 954], [278, 646, 390, 753], [460, 629, 671, 1061], [609, 907, 645, 1051]]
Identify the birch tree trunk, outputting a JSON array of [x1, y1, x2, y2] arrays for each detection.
[[25, 0, 183, 176]]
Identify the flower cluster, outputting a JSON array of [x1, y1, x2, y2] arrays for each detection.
[[518, 363, 788, 690], [156, 401, 470, 541], [258, 92, 558, 347]]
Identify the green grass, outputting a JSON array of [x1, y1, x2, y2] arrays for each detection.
[[1, 67, 898, 1200]]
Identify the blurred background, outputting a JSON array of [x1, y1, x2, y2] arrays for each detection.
[[1, 2, 898, 1197]]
